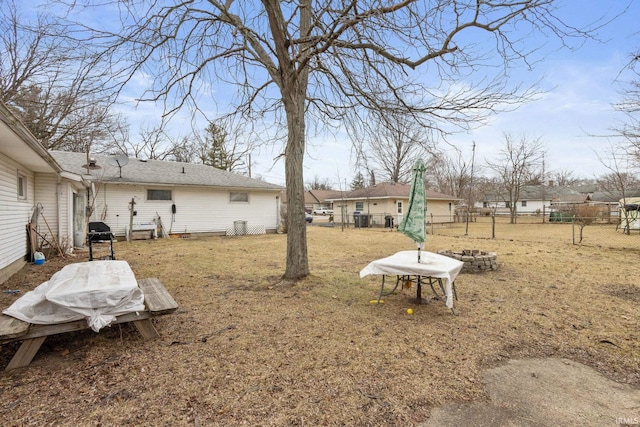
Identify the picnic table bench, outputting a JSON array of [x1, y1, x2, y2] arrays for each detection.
[[0, 278, 177, 371]]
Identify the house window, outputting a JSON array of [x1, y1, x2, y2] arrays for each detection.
[[522, 200, 527, 207], [397, 201, 403, 214], [147, 189, 172, 201], [17, 172, 27, 200], [505, 201, 511, 208], [483, 202, 489, 208], [355, 201, 364, 211], [230, 192, 249, 203]]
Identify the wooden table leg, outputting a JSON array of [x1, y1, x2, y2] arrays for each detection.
[[133, 319, 160, 340], [6, 336, 47, 371]]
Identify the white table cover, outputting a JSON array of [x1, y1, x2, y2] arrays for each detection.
[[359, 251, 464, 308], [3, 261, 145, 332]]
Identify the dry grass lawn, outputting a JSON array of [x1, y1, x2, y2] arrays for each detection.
[[1, 223, 639, 426]]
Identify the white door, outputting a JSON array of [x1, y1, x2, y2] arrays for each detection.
[[73, 191, 86, 247]]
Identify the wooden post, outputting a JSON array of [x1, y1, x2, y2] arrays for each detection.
[[40, 212, 65, 257], [128, 197, 136, 242]]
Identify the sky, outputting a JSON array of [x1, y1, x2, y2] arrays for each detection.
[[255, 2, 638, 187], [446, 1, 639, 184], [21, 1, 640, 188], [290, 1, 640, 188]]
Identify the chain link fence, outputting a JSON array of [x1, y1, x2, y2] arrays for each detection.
[[333, 212, 639, 250], [427, 214, 640, 250]]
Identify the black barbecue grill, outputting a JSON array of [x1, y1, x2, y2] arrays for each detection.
[[87, 221, 115, 261]]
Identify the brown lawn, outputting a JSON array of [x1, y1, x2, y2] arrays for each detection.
[[1, 222, 638, 426]]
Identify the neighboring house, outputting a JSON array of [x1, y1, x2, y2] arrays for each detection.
[[327, 182, 459, 226], [50, 151, 284, 238], [619, 197, 640, 230], [590, 189, 640, 204], [477, 185, 581, 216], [549, 193, 591, 211], [0, 103, 84, 283], [570, 181, 600, 195], [589, 189, 640, 221], [304, 189, 343, 213]]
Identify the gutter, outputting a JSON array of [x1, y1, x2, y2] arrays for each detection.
[[0, 102, 62, 173], [59, 170, 85, 183]]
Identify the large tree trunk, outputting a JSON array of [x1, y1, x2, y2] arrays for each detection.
[[280, 0, 311, 281], [283, 92, 310, 280]]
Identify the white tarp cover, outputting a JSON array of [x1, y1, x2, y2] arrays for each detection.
[[3, 260, 145, 332], [359, 251, 464, 309]]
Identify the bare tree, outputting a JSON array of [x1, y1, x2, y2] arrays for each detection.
[[167, 136, 199, 164], [354, 112, 433, 183], [613, 49, 640, 165], [306, 175, 334, 191], [604, 48, 640, 234], [430, 150, 475, 199], [0, 2, 57, 104], [103, 123, 159, 159], [551, 169, 580, 186], [596, 144, 640, 234], [485, 134, 545, 223], [570, 204, 601, 244], [0, 1, 120, 152], [58, 0, 596, 280]]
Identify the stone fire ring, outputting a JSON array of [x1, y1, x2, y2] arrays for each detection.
[[438, 250, 498, 273]]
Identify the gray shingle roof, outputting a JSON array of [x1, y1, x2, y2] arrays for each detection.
[[482, 185, 581, 202], [51, 151, 283, 191], [327, 182, 459, 201], [590, 189, 640, 202]]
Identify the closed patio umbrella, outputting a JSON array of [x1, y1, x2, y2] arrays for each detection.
[[398, 159, 427, 262]]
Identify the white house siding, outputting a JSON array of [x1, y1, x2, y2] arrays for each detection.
[[476, 199, 551, 216], [33, 173, 59, 250], [172, 187, 279, 234], [33, 174, 79, 252], [0, 152, 34, 276], [59, 181, 74, 250], [90, 183, 280, 237], [517, 200, 548, 215], [89, 183, 145, 235], [427, 200, 455, 223], [333, 198, 455, 225]]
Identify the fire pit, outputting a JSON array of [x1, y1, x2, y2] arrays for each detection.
[[438, 250, 498, 273]]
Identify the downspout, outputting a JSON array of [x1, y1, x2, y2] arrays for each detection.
[[276, 195, 281, 233], [56, 174, 63, 253]]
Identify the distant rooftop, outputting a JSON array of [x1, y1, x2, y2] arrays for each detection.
[[327, 182, 459, 201], [51, 151, 283, 191]]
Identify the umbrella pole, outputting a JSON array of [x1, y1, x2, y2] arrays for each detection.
[[417, 247, 422, 302]]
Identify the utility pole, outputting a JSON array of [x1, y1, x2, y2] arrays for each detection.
[[541, 154, 546, 223], [342, 178, 347, 231], [465, 141, 476, 235]]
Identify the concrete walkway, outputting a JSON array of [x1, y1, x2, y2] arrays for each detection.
[[422, 358, 640, 427]]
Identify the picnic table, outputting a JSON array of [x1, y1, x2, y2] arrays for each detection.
[[360, 250, 464, 314], [0, 262, 177, 370]]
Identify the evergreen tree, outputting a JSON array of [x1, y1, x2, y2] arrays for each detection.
[[199, 122, 231, 170], [351, 171, 366, 190]]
